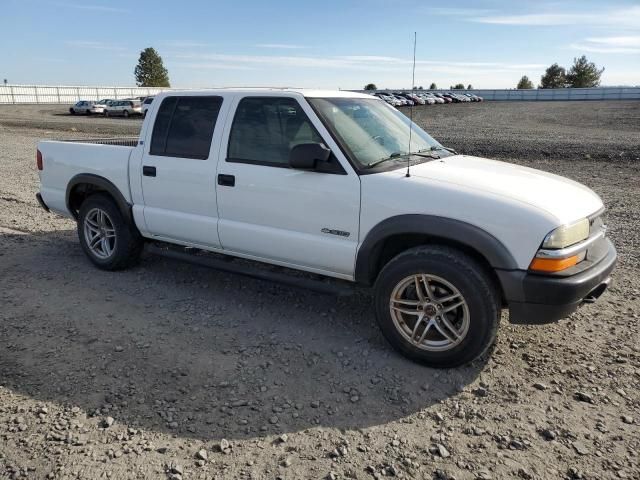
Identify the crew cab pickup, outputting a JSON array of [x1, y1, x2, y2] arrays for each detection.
[[36, 89, 616, 367]]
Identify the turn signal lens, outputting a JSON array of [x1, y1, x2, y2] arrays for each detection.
[[529, 255, 578, 273], [36, 149, 43, 170]]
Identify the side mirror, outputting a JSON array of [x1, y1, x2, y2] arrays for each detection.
[[289, 143, 331, 170]]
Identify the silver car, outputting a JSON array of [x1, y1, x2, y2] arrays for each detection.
[[69, 100, 94, 115], [141, 96, 154, 117], [90, 99, 113, 114], [104, 100, 142, 118]]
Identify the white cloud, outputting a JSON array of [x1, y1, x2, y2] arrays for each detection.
[[53, 2, 129, 13], [163, 41, 214, 49], [569, 35, 640, 54], [65, 41, 126, 51], [427, 7, 494, 16], [170, 52, 546, 76], [474, 6, 640, 28], [585, 36, 640, 47], [255, 44, 308, 49]]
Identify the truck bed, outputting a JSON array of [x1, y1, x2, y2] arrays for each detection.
[[37, 137, 138, 217]]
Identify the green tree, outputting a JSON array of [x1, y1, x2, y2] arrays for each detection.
[[429, 82, 437, 89], [134, 47, 170, 87], [452, 83, 465, 90], [517, 75, 534, 89], [539, 63, 566, 89], [364, 83, 377, 91], [418, 85, 423, 90], [566, 55, 604, 88], [467, 84, 473, 90]]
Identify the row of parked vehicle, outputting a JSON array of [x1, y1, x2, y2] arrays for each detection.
[[371, 91, 483, 106], [69, 96, 155, 117]]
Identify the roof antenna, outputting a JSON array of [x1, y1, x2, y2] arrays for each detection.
[[406, 31, 417, 178]]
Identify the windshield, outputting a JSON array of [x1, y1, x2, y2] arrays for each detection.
[[308, 97, 442, 168]]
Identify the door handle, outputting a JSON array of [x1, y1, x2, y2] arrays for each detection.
[[143, 166, 156, 177], [217, 174, 235, 187]]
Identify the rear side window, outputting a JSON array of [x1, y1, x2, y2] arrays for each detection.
[[150, 96, 223, 159]]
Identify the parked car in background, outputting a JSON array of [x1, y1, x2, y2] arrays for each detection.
[[104, 100, 142, 118], [394, 94, 414, 106], [69, 101, 95, 115], [417, 93, 436, 105], [90, 99, 113, 115], [425, 93, 445, 104], [388, 94, 409, 106], [141, 96, 154, 117], [465, 93, 483, 102], [434, 93, 452, 103]]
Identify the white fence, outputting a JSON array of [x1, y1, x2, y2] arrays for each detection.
[[1, 84, 639, 104], [372, 86, 640, 101], [0, 84, 173, 104]]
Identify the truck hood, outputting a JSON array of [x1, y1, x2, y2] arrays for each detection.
[[406, 155, 603, 223]]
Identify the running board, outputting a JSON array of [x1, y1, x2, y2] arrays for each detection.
[[147, 244, 355, 297]]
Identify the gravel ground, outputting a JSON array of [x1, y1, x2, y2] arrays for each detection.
[[0, 102, 639, 480]]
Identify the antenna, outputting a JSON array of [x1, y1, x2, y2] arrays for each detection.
[[406, 31, 417, 178]]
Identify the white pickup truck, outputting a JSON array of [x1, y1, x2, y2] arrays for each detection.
[[36, 89, 616, 367]]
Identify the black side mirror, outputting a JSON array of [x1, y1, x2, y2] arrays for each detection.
[[289, 143, 331, 170]]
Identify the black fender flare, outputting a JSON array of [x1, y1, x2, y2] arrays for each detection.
[[66, 173, 133, 224], [354, 214, 518, 285]]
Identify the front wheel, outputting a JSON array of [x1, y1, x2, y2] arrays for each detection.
[[77, 193, 143, 270], [374, 245, 500, 368], [123, 110, 129, 118]]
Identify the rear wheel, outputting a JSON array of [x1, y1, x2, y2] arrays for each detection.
[[77, 194, 143, 270], [374, 245, 500, 368], [123, 110, 129, 118]]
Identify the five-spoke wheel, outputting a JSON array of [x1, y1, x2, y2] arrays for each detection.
[[390, 274, 470, 352], [375, 245, 500, 367], [83, 207, 117, 259]]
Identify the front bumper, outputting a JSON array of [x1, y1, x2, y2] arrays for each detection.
[[497, 238, 617, 324]]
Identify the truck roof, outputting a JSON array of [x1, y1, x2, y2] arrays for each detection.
[[158, 88, 373, 99]]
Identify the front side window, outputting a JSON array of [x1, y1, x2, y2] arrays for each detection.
[[308, 97, 443, 168], [227, 97, 323, 166], [150, 96, 223, 159]]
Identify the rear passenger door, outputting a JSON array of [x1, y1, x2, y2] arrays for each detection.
[[139, 95, 225, 247], [215, 95, 361, 279]]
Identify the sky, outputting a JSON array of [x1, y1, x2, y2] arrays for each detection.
[[1, 0, 639, 89]]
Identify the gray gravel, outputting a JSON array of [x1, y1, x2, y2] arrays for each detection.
[[1, 102, 639, 479]]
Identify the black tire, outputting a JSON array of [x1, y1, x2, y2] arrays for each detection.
[[374, 245, 500, 368], [69, 108, 75, 115], [104, 110, 109, 117], [123, 110, 129, 118], [77, 193, 143, 271]]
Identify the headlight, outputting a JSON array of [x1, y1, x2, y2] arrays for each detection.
[[542, 218, 590, 249]]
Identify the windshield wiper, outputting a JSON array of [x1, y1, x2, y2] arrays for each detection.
[[367, 150, 440, 168], [431, 145, 458, 155], [366, 152, 403, 168]]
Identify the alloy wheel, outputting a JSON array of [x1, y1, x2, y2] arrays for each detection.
[[389, 274, 470, 352]]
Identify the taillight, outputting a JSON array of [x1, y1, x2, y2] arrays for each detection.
[[36, 149, 43, 170]]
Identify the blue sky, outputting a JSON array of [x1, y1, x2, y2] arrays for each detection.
[[2, 0, 639, 89]]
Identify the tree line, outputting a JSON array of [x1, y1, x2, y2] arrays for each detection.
[[517, 55, 604, 89], [365, 55, 605, 92]]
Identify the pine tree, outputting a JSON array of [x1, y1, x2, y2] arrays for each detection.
[[566, 56, 604, 88], [517, 75, 534, 89], [540, 63, 567, 89], [134, 48, 170, 87]]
